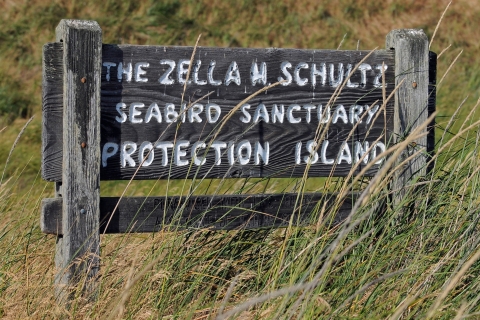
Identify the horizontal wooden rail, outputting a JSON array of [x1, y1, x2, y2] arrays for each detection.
[[41, 193, 357, 234]]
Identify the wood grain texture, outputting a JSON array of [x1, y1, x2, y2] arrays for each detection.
[[42, 43, 64, 180], [42, 45, 396, 181], [41, 193, 356, 234], [386, 30, 429, 200], [427, 51, 437, 173], [54, 19, 102, 295]]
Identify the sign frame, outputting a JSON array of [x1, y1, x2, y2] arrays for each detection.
[[40, 19, 436, 300]]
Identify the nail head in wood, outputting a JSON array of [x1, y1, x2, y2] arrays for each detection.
[[412, 81, 417, 88], [81, 142, 86, 148], [81, 77, 87, 83]]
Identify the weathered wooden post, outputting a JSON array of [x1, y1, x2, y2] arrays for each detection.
[[386, 30, 431, 205], [53, 19, 102, 299]]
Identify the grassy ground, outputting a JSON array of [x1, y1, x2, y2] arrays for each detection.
[[1, 0, 480, 318]]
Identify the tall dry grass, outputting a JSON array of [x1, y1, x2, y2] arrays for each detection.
[[1, 99, 479, 319], [1, 1, 480, 319]]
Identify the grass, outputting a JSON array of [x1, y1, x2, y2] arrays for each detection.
[[2, 117, 480, 318], [1, 0, 480, 319]]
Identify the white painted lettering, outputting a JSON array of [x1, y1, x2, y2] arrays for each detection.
[[177, 59, 190, 85], [115, 102, 127, 123], [317, 105, 331, 124], [193, 60, 207, 85], [287, 104, 301, 123], [253, 103, 269, 123], [332, 105, 348, 124], [251, 61, 267, 86], [159, 59, 176, 85], [102, 142, 118, 167], [329, 63, 344, 87], [188, 103, 203, 123], [303, 104, 316, 123], [366, 105, 380, 124], [237, 140, 252, 165], [212, 141, 227, 165], [227, 141, 235, 165], [295, 142, 302, 164], [321, 140, 334, 164], [358, 63, 372, 87], [165, 103, 179, 122], [374, 64, 388, 88], [129, 103, 144, 124], [304, 140, 318, 164], [180, 103, 187, 123], [254, 141, 269, 165], [345, 64, 359, 88], [208, 61, 222, 85], [155, 141, 173, 166], [117, 62, 133, 82], [337, 142, 352, 164], [311, 63, 326, 87], [175, 140, 189, 166], [145, 103, 162, 123], [139, 141, 154, 166], [278, 61, 293, 86], [240, 104, 251, 123], [349, 105, 363, 124], [103, 62, 116, 81], [135, 62, 149, 82], [294, 62, 309, 86], [354, 141, 369, 164], [121, 141, 137, 167], [192, 141, 206, 165], [225, 61, 241, 86], [271, 104, 285, 123], [371, 141, 386, 164], [206, 103, 221, 123]]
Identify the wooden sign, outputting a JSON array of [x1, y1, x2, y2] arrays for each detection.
[[40, 20, 435, 300], [43, 44, 395, 181]]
